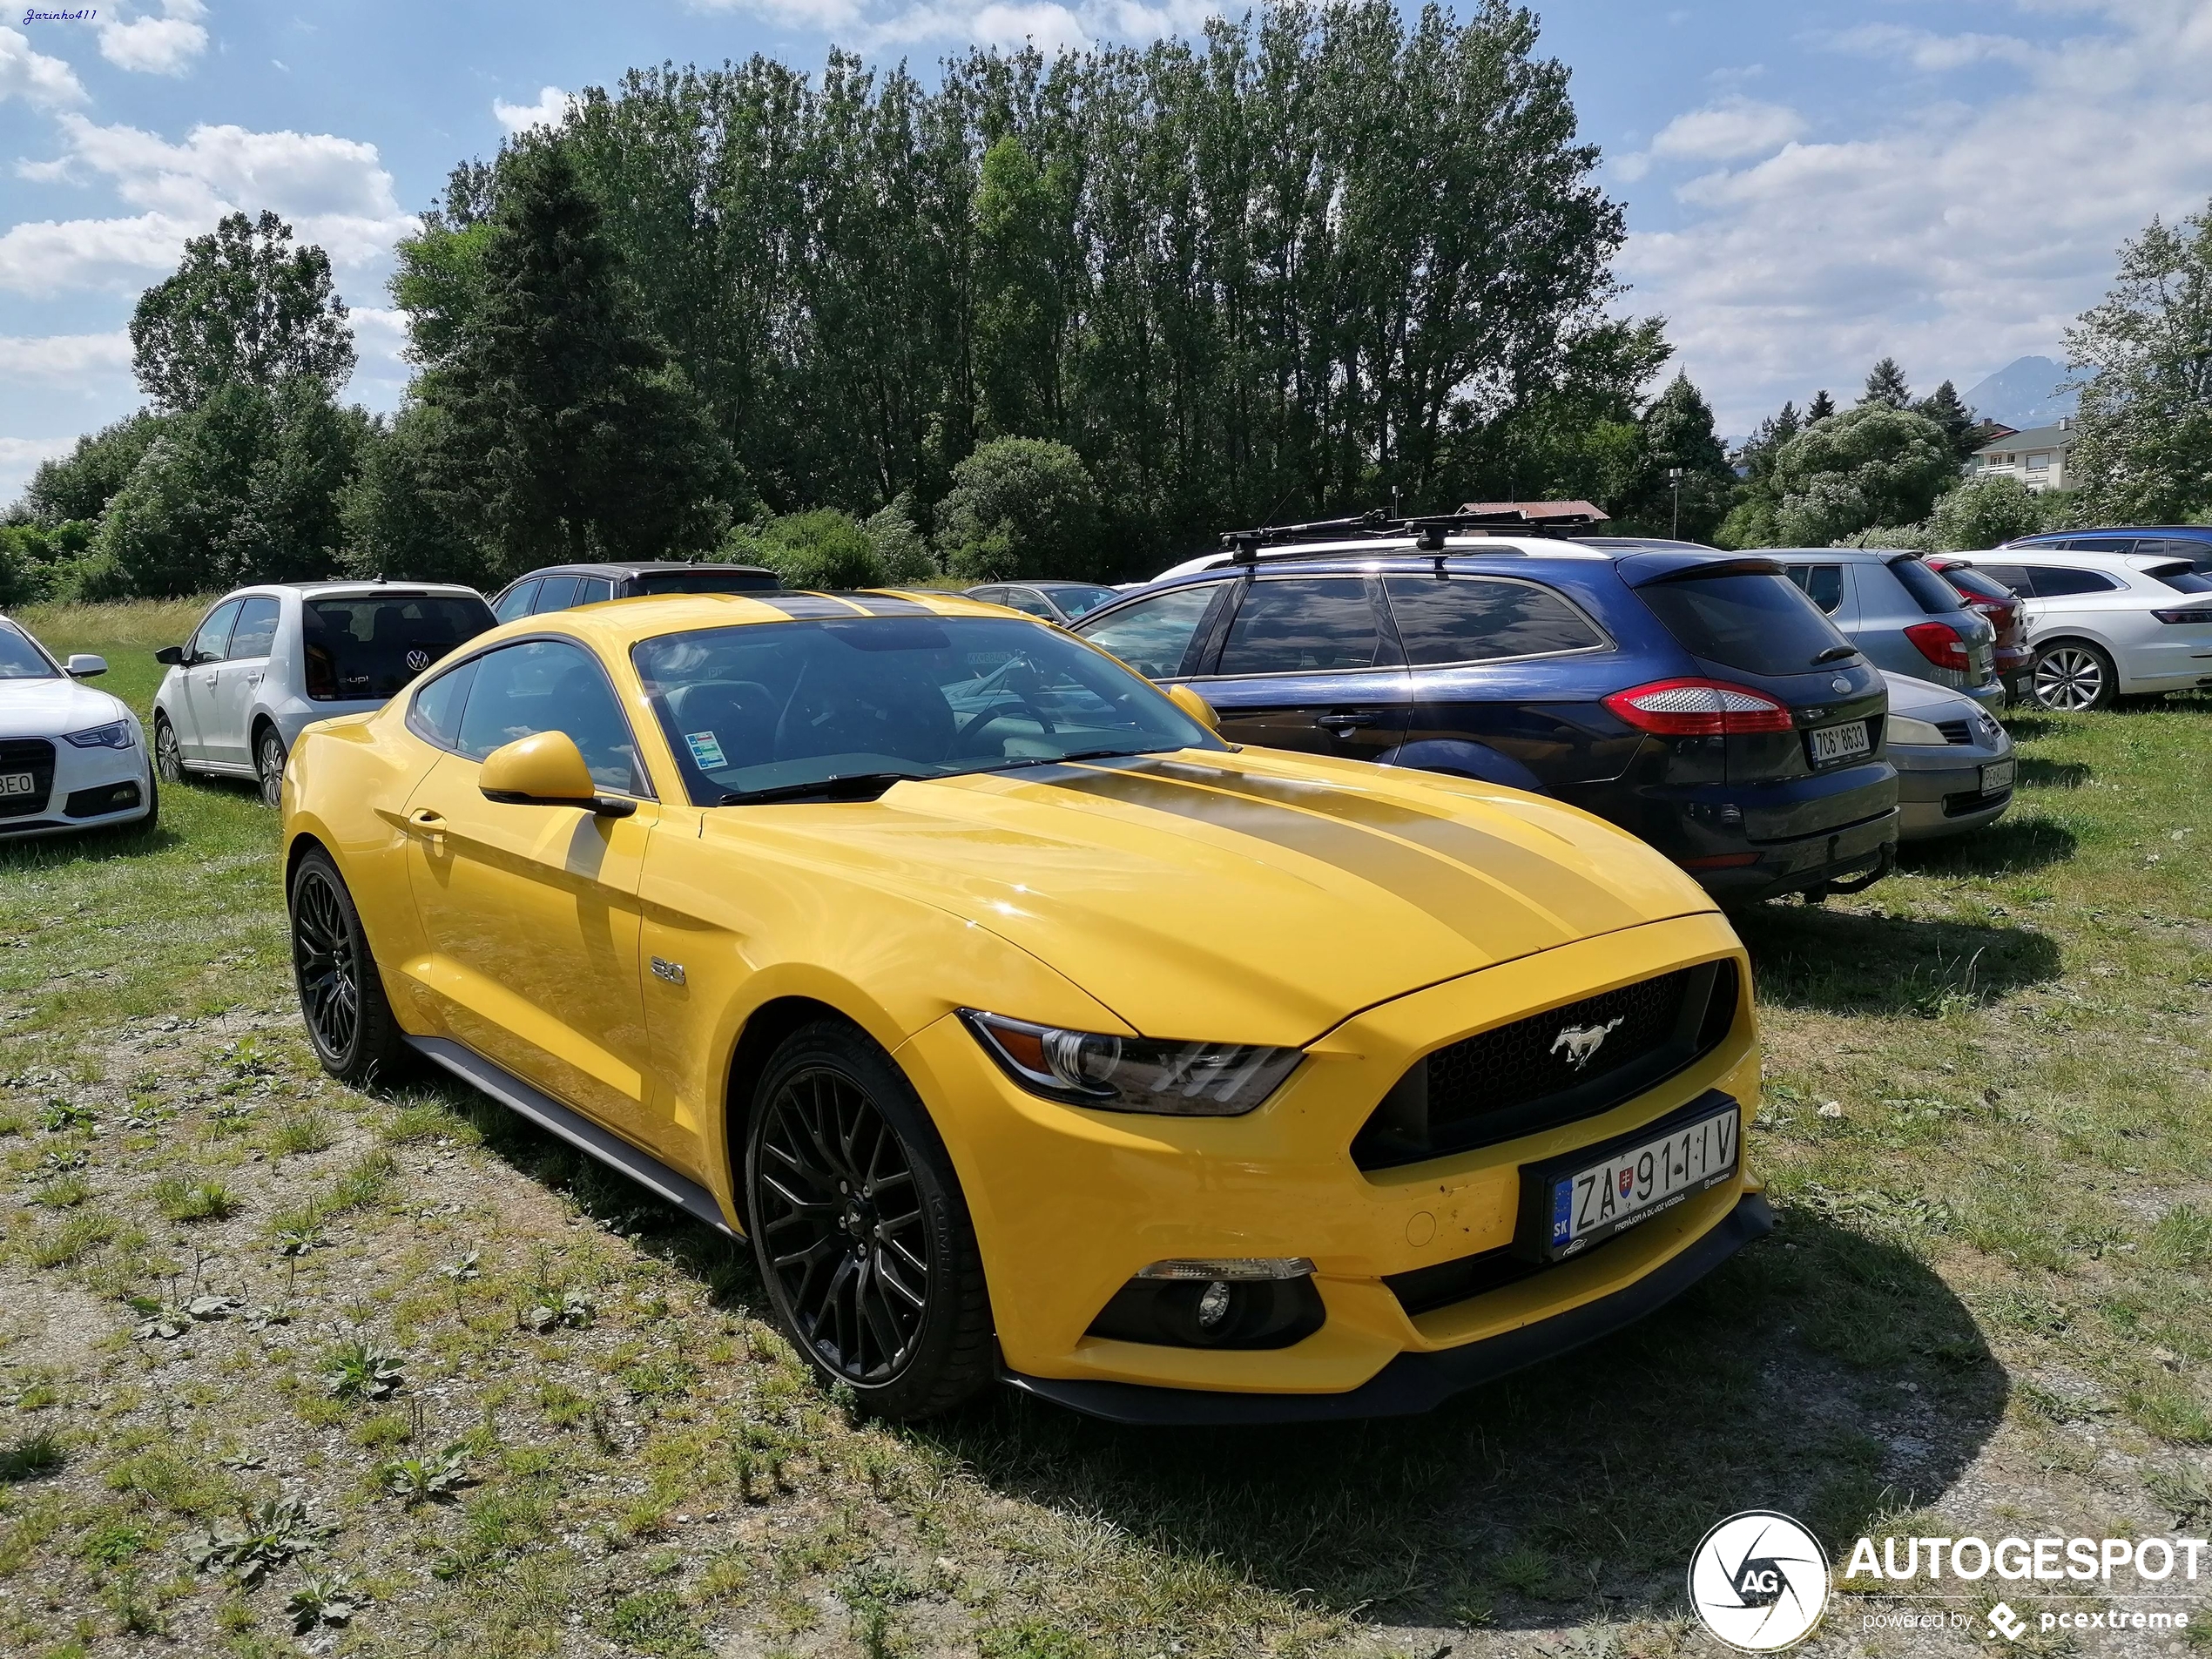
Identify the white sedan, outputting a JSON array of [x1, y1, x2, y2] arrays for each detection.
[[0, 615, 157, 839], [1941, 549, 2212, 711]]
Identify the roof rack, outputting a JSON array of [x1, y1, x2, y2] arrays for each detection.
[[1219, 501, 1609, 561]]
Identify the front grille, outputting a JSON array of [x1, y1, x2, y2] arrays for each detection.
[[1943, 786, 2012, 818], [0, 738, 56, 819], [1352, 960, 1738, 1170], [1934, 718, 1973, 745]]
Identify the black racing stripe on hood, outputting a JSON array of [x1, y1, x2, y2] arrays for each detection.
[[842, 591, 934, 616], [1136, 759, 1629, 933], [747, 592, 873, 619], [1042, 764, 1541, 947]]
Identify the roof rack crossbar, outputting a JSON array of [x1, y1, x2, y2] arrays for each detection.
[[1217, 501, 1609, 558]]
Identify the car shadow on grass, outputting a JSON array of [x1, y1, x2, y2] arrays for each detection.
[[1898, 814, 2078, 876], [0, 818, 182, 870], [2014, 757, 2091, 791], [919, 1213, 2002, 1635], [1732, 904, 2061, 1018]]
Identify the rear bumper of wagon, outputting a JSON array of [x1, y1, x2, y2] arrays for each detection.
[[1003, 1191, 1773, 1424]]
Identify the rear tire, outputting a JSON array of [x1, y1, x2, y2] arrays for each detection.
[[255, 725, 288, 808], [153, 715, 185, 785], [288, 848, 408, 1085], [2030, 642, 2115, 711], [745, 1020, 993, 1420]]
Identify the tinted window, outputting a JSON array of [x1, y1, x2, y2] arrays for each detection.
[[0, 622, 56, 680], [455, 639, 643, 793], [2148, 565, 2212, 594], [191, 600, 243, 664], [493, 580, 540, 623], [408, 658, 479, 750], [1888, 557, 1966, 614], [2154, 538, 2212, 570], [1045, 584, 1118, 618], [630, 569, 782, 596], [1939, 565, 2016, 606], [1784, 564, 1844, 614], [576, 578, 615, 605], [1000, 588, 1059, 621], [633, 616, 1219, 805], [302, 596, 496, 702], [2026, 566, 2121, 597], [1217, 578, 1387, 675], [1636, 573, 1856, 676], [531, 576, 582, 614], [2067, 538, 2139, 555], [1076, 585, 1219, 679], [1383, 577, 1602, 664], [227, 596, 282, 658], [1969, 563, 2033, 596]]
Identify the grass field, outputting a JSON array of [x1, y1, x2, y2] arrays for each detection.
[[3, 600, 2209, 1659]]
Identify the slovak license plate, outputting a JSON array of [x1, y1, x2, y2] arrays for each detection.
[[1537, 1103, 1739, 1260], [0, 772, 33, 798], [1808, 720, 1871, 766], [1982, 759, 2015, 793]]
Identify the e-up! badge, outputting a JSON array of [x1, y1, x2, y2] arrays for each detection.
[[1688, 1511, 1830, 1651], [685, 731, 729, 770]]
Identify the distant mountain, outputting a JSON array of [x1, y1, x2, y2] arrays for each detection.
[[1963, 356, 2079, 429]]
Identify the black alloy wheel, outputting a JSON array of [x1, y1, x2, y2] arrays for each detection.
[[746, 1022, 992, 1419], [2031, 643, 2114, 712], [153, 717, 185, 785], [256, 728, 288, 808], [288, 850, 407, 1084]]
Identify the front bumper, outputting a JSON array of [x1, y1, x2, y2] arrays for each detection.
[[1893, 739, 2013, 840], [0, 738, 153, 839], [894, 913, 1762, 1408]]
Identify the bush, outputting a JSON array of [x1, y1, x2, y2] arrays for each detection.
[[1770, 406, 1959, 548], [17, 412, 170, 527], [0, 522, 97, 606], [934, 437, 1103, 582], [863, 495, 936, 583], [728, 509, 884, 590], [1711, 496, 1779, 550], [1925, 475, 2067, 550]]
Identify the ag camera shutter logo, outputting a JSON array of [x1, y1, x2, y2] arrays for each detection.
[[1688, 1511, 1830, 1651]]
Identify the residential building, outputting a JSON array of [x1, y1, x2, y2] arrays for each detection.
[[1973, 419, 2077, 491]]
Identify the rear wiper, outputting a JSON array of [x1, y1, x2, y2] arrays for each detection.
[[718, 772, 927, 806], [1812, 644, 1859, 664]]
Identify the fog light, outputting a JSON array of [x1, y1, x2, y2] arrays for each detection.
[[1089, 1262, 1325, 1350], [1196, 1281, 1232, 1330]]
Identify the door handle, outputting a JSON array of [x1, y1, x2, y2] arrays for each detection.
[[406, 809, 447, 845], [1317, 711, 1387, 732]]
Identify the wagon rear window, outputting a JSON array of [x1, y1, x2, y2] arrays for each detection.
[[1636, 572, 1858, 677]]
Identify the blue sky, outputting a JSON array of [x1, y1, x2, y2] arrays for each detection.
[[4, 1, 2209, 499]]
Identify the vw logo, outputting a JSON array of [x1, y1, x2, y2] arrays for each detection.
[[1688, 1511, 1830, 1651], [405, 649, 432, 673]]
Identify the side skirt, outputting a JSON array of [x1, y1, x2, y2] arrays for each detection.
[[404, 1036, 738, 1239]]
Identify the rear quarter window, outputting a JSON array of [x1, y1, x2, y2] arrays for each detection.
[[1887, 557, 1966, 614], [1635, 572, 1856, 677], [2026, 566, 2123, 597]]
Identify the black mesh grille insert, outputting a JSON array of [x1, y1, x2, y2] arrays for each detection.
[[0, 738, 56, 819], [1352, 960, 1739, 1170]]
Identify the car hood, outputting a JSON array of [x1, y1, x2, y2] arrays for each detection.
[[706, 749, 1719, 1046], [1882, 670, 1982, 722], [0, 677, 132, 741]]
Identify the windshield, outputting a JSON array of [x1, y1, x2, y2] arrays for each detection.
[[0, 622, 58, 680], [632, 615, 1223, 805], [1637, 571, 1859, 677], [1048, 584, 1119, 618], [631, 569, 783, 597], [303, 595, 496, 702]]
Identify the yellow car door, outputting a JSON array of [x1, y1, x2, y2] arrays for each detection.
[[399, 638, 658, 1142]]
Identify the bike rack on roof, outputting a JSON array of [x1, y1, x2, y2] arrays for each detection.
[[1220, 501, 1610, 562]]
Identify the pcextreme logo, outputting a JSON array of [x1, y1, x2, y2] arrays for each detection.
[[1688, 1511, 1831, 1651]]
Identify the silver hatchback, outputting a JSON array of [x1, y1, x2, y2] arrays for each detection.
[[1771, 549, 2004, 708], [152, 582, 495, 805]]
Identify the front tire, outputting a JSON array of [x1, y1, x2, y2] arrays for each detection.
[[255, 726, 288, 808], [745, 1021, 993, 1420], [288, 849, 408, 1085], [2031, 642, 2115, 711], [153, 716, 185, 785]]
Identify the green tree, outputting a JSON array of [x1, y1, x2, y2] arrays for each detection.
[[2067, 199, 2212, 523], [727, 509, 886, 589], [1806, 389, 1836, 422], [336, 405, 486, 583], [16, 412, 171, 526], [424, 140, 735, 578], [1925, 475, 2070, 550], [1913, 379, 1979, 462], [971, 134, 1071, 441], [1769, 405, 1958, 546], [863, 495, 937, 583], [1615, 372, 1734, 540], [1860, 357, 1912, 410], [934, 437, 1103, 580], [130, 212, 356, 412]]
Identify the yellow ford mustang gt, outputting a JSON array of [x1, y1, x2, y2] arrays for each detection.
[[280, 589, 1769, 1422]]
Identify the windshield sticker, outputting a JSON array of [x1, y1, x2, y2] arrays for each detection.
[[685, 731, 729, 770]]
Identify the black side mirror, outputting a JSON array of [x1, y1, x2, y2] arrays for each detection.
[[154, 645, 185, 666]]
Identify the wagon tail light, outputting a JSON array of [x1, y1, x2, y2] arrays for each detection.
[[1904, 620, 1972, 672], [2151, 606, 2212, 624], [1601, 678, 1794, 736]]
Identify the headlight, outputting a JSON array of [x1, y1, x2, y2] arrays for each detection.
[[1886, 714, 1949, 746], [960, 1009, 1301, 1116], [63, 720, 135, 750]]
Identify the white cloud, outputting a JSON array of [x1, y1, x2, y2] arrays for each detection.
[[0, 25, 87, 107], [98, 0, 210, 77], [0, 332, 132, 381], [1616, 97, 1804, 182], [0, 118, 415, 293], [686, 0, 1213, 51], [0, 436, 78, 505], [492, 84, 573, 135], [1619, 4, 2212, 432]]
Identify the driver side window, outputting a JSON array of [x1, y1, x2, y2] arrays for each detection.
[[191, 600, 243, 664], [455, 639, 646, 795]]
